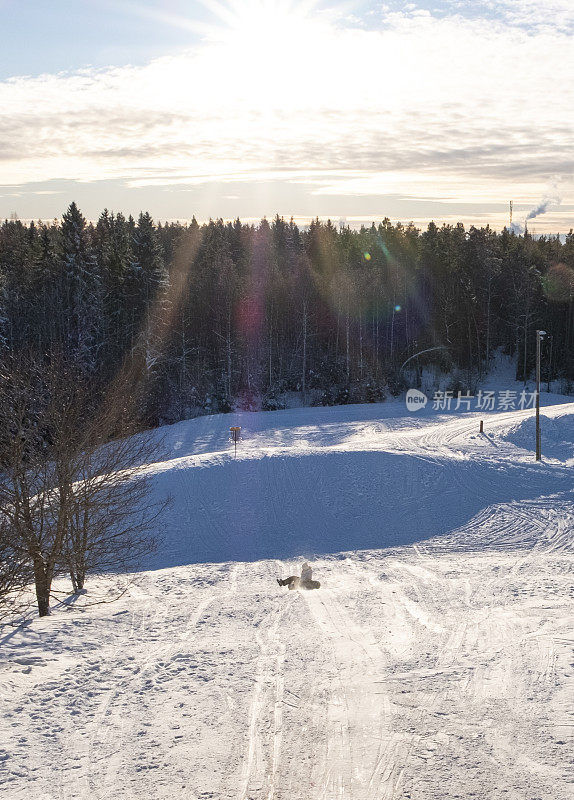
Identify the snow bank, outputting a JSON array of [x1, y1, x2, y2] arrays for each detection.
[[136, 403, 574, 568], [503, 413, 574, 459], [3, 400, 574, 800]]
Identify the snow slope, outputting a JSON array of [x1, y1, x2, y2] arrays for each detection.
[[1, 399, 573, 799]]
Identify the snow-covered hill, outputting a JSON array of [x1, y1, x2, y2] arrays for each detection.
[[1, 399, 573, 799]]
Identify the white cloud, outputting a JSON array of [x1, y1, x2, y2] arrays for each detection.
[[391, 1, 574, 32], [1, 1, 573, 223], [488, 0, 574, 32]]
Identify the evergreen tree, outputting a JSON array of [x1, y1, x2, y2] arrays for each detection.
[[1, 204, 573, 424], [59, 203, 103, 373]]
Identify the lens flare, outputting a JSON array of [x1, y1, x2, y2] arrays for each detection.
[[364, 252, 371, 261], [378, 240, 391, 261]]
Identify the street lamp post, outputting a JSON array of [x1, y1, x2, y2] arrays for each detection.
[[536, 330, 546, 461], [546, 335, 553, 393]]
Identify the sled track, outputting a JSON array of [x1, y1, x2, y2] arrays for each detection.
[[63, 564, 243, 797], [5, 402, 574, 800], [303, 585, 404, 800], [344, 539, 573, 799], [236, 593, 292, 800]]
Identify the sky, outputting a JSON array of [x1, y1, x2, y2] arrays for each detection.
[[1, 0, 573, 232]]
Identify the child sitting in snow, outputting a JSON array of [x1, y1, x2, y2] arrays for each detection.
[[277, 562, 320, 590]]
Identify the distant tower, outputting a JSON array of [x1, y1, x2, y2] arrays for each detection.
[[509, 200, 513, 227]]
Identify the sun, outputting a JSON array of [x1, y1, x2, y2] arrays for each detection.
[[122, 0, 325, 44], [200, 0, 320, 39], [189, 0, 337, 109], [122, 0, 342, 113], [194, 0, 331, 68]]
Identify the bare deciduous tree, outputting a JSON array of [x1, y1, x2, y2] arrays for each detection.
[[0, 517, 29, 620], [61, 406, 165, 594], [0, 357, 67, 617], [0, 353, 166, 617]]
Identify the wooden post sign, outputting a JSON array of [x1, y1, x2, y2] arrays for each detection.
[[230, 426, 241, 457]]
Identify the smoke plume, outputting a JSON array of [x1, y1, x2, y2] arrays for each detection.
[[526, 192, 561, 221]]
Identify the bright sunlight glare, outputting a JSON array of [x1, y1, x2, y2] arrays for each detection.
[[182, 0, 351, 112], [121, 0, 343, 110]]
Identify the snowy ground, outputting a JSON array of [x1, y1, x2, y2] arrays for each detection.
[[1, 396, 573, 799]]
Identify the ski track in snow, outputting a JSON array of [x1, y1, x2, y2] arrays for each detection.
[[1, 400, 574, 799]]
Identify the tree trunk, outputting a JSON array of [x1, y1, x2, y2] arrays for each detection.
[[226, 310, 232, 399], [567, 292, 573, 383], [33, 559, 51, 617], [486, 280, 491, 366], [301, 299, 307, 397], [390, 303, 395, 361], [180, 308, 186, 393], [69, 565, 78, 594], [522, 315, 528, 386], [467, 314, 473, 388], [345, 312, 350, 382], [359, 318, 363, 379]]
